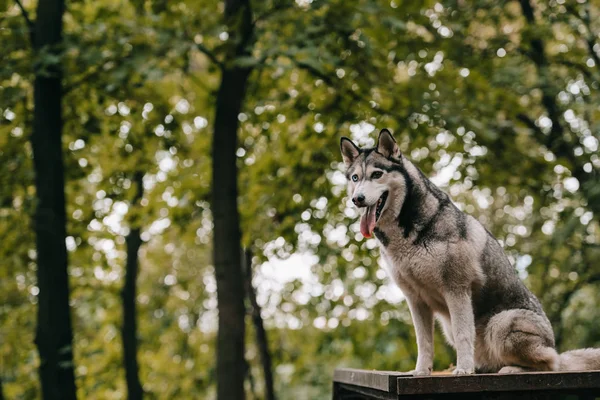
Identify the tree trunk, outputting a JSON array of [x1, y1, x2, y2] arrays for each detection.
[[0, 377, 5, 400], [244, 249, 276, 400], [31, 0, 77, 398], [212, 2, 253, 398], [121, 171, 145, 400], [212, 66, 252, 400]]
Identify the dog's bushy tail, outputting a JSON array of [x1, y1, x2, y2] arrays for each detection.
[[558, 348, 600, 371]]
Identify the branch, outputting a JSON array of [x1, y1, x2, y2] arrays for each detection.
[[516, 111, 579, 167], [196, 43, 224, 69], [63, 55, 126, 94], [564, 3, 600, 76], [293, 59, 333, 85], [517, 1, 570, 152], [516, 113, 538, 132], [252, 1, 294, 27], [553, 59, 594, 81], [188, 73, 217, 95], [292, 58, 407, 122], [15, 0, 34, 43], [15, 0, 33, 28], [580, 6, 600, 76], [516, 1, 600, 207], [63, 65, 104, 94]]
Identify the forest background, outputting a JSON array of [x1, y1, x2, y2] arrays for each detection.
[[1, 0, 600, 399]]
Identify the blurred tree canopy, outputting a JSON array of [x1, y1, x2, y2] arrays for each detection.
[[1, 0, 599, 399]]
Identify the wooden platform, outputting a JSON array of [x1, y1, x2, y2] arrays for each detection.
[[333, 368, 600, 399]]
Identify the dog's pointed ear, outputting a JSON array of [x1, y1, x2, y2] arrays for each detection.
[[377, 129, 400, 159], [340, 137, 360, 166]]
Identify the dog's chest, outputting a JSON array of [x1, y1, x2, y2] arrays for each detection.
[[378, 239, 448, 310]]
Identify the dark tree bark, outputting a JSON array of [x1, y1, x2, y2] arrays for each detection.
[[30, 0, 78, 398], [212, 67, 252, 400], [244, 249, 276, 400], [212, 1, 254, 399], [121, 171, 145, 400], [0, 377, 5, 400]]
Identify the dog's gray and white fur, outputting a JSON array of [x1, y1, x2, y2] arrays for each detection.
[[340, 129, 600, 375]]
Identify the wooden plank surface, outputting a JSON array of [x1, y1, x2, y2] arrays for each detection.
[[333, 368, 600, 396], [396, 370, 600, 395], [333, 368, 412, 393]]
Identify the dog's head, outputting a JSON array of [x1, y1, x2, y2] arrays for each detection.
[[340, 129, 408, 238]]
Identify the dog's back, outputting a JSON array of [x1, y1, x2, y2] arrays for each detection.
[[473, 230, 547, 325]]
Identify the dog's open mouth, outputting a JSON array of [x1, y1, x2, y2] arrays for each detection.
[[375, 191, 388, 221], [360, 191, 388, 238]]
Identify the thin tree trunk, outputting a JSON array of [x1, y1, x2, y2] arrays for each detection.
[[31, 0, 77, 398], [244, 249, 276, 400], [121, 171, 145, 400], [246, 358, 257, 400], [0, 377, 5, 400], [212, 2, 253, 399], [213, 70, 252, 400]]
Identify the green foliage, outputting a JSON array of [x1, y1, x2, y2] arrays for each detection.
[[1, 0, 599, 399]]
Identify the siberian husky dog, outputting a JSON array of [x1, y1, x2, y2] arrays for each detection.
[[340, 129, 600, 375]]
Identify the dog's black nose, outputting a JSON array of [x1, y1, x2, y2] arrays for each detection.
[[353, 194, 365, 206]]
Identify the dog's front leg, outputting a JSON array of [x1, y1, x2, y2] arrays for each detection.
[[446, 290, 475, 374], [406, 297, 434, 376]]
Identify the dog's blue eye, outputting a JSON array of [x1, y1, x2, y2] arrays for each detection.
[[371, 171, 383, 179], [351, 174, 358, 182]]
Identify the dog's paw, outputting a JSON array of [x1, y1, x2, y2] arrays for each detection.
[[452, 367, 475, 375], [498, 366, 524, 374], [405, 368, 431, 377]]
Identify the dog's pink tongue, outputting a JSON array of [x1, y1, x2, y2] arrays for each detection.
[[360, 206, 377, 238]]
